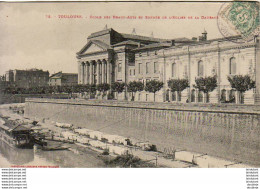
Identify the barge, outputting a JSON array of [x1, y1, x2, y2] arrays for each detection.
[[0, 119, 34, 149]]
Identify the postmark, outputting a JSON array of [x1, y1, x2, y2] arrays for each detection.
[[217, 2, 260, 43]]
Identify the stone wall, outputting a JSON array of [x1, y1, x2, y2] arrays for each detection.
[[25, 98, 260, 166]]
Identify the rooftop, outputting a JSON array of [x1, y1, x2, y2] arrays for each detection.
[[50, 71, 77, 78]]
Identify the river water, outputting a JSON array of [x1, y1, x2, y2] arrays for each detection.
[[0, 141, 106, 168]]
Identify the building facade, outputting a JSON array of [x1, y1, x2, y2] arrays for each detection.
[[5, 69, 49, 88], [49, 72, 78, 86], [77, 28, 260, 104]]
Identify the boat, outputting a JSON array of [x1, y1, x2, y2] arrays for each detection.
[[0, 118, 34, 149], [33, 139, 69, 151]]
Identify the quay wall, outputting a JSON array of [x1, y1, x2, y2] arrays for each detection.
[[24, 98, 260, 166]]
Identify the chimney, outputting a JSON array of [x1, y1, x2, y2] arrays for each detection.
[[201, 29, 207, 41]]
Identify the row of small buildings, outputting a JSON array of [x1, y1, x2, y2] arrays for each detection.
[[2, 69, 78, 88], [76, 28, 260, 104]]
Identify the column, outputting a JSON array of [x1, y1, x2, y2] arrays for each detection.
[[97, 62, 100, 84], [89, 62, 93, 84], [82, 63, 85, 84], [85, 63, 89, 84], [102, 61, 105, 83], [78, 61, 81, 84], [195, 89, 198, 103], [107, 60, 111, 84]]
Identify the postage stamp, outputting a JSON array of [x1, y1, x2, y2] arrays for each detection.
[[217, 1, 260, 43]]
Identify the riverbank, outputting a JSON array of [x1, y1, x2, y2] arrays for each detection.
[[1, 103, 257, 168], [0, 104, 158, 168], [25, 98, 260, 166]]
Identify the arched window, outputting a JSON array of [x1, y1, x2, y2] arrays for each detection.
[[221, 89, 226, 102], [138, 93, 141, 101], [172, 91, 177, 101], [198, 91, 203, 102], [198, 60, 204, 77], [230, 57, 236, 75], [229, 89, 236, 103], [191, 89, 195, 102], [172, 63, 176, 77]]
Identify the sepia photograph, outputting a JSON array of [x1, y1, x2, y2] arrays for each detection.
[[0, 0, 259, 175]]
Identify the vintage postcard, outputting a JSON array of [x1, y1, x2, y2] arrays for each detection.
[[0, 1, 259, 174]]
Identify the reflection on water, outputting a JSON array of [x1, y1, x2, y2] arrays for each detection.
[[0, 141, 34, 165], [0, 141, 105, 168]]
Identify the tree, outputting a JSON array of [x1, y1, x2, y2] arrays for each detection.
[[62, 85, 73, 98], [168, 79, 189, 102], [111, 82, 126, 100], [145, 80, 164, 101], [46, 86, 55, 94], [96, 83, 110, 98], [89, 84, 96, 99], [193, 75, 217, 103], [227, 75, 255, 104], [127, 81, 144, 101], [111, 82, 125, 94]]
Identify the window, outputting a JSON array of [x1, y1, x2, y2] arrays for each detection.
[[229, 57, 236, 75], [221, 89, 226, 102], [172, 63, 176, 77], [147, 51, 149, 56], [133, 69, 135, 75], [172, 91, 177, 101], [229, 89, 236, 103], [139, 52, 142, 57], [198, 91, 203, 102], [118, 63, 122, 72], [183, 65, 188, 77], [198, 60, 204, 77], [146, 62, 150, 74], [146, 94, 149, 101], [138, 93, 141, 101], [138, 63, 142, 74], [154, 62, 159, 73], [191, 89, 195, 102], [130, 69, 132, 76]]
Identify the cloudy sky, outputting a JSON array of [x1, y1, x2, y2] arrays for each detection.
[[0, 2, 224, 75]]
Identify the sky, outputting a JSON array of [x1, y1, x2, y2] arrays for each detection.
[[0, 2, 224, 75]]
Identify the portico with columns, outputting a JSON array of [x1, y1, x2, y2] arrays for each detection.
[[77, 38, 114, 85], [78, 58, 112, 85]]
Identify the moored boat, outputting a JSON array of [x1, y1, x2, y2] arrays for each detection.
[[0, 120, 34, 149]]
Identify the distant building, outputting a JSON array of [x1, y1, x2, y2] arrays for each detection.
[[49, 71, 78, 86], [76, 28, 260, 104], [0, 75, 7, 91], [5, 69, 49, 88]]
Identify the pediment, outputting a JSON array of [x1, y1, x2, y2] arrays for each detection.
[[83, 43, 104, 54], [78, 40, 109, 56]]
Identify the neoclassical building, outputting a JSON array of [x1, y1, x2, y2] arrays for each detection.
[[76, 28, 260, 104]]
